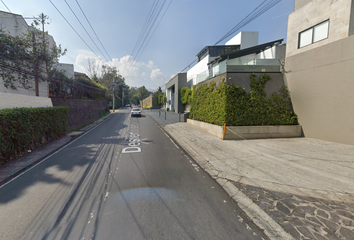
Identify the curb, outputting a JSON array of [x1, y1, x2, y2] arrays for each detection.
[[0, 112, 114, 187], [147, 115, 295, 240], [216, 179, 294, 240]]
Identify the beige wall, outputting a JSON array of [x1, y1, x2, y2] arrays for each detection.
[[295, 0, 311, 11], [140, 95, 158, 108], [0, 92, 52, 110], [287, 0, 353, 57], [196, 72, 285, 99], [285, 34, 354, 145]]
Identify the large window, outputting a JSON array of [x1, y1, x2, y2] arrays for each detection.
[[298, 20, 329, 48]]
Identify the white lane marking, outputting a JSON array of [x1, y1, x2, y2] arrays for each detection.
[[122, 147, 141, 153], [122, 118, 142, 153], [246, 223, 252, 230], [104, 192, 109, 201]]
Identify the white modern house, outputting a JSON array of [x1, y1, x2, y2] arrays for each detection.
[[166, 31, 286, 113], [187, 31, 265, 87], [0, 10, 74, 109], [188, 31, 286, 87]]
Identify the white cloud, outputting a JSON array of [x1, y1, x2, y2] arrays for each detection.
[[150, 69, 164, 82], [146, 60, 155, 69], [72, 52, 167, 90]]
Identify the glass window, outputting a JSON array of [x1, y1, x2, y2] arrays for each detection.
[[313, 20, 329, 42], [299, 28, 313, 48], [298, 20, 329, 48]]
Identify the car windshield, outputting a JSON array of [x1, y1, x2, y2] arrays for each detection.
[[132, 109, 140, 111]]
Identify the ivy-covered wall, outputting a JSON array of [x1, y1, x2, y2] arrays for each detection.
[[190, 73, 297, 126]]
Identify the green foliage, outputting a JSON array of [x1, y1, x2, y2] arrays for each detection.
[[0, 106, 69, 165], [180, 87, 192, 105], [158, 94, 165, 105], [190, 74, 298, 126], [0, 13, 66, 90], [75, 75, 107, 90], [128, 86, 150, 105]]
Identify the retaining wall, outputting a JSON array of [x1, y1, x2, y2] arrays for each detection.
[[187, 119, 302, 140], [51, 98, 108, 132]]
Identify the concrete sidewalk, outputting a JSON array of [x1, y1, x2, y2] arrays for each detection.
[[144, 109, 354, 240]]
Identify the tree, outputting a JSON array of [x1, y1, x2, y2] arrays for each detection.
[[153, 86, 163, 97], [128, 85, 151, 105], [84, 58, 100, 82], [138, 86, 150, 100], [0, 13, 66, 94], [97, 65, 128, 107]]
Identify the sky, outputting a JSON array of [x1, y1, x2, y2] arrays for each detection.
[[2, 0, 294, 91]]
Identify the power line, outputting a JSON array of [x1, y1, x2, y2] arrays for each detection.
[[75, 0, 112, 61], [0, 2, 30, 30], [128, 0, 158, 65], [126, 0, 172, 75], [131, 0, 173, 74], [64, 0, 110, 62], [0, 0, 11, 13], [172, 0, 283, 79], [215, 0, 281, 45], [48, 0, 106, 64]]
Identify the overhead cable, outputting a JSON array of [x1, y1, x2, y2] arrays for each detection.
[[174, 0, 282, 77], [64, 0, 110, 62], [126, 0, 173, 75], [75, 0, 112, 60], [48, 0, 106, 64], [0, 0, 11, 13]]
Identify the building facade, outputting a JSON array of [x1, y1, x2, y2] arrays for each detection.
[[285, 0, 354, 145], [0, 11, 73, 100], [187, 32, 259, 88], [165, 73, 187, 113]]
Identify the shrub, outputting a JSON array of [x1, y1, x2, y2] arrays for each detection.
[[0, 106, 69, 165], [180, 87, 192, 105], [190, 74, 297, 126]]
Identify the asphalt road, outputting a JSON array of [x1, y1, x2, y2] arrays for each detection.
[[0, 108, 268, 240]]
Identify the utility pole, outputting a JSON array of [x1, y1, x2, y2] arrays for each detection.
[[122, 87, 124, 107], [112, 77, 116, 112], [40, 13, 49, 97], [32, 31, 39, 97]]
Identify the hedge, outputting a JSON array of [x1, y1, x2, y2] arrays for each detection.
[[190, 73, 298, 126], [0, 106, 69, 165], [180, 87, 192, 105]]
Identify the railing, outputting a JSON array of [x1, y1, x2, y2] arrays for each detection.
[[196, 59, 282, 85]]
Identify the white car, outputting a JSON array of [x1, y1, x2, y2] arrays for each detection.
[[131, 108, 141, 117]]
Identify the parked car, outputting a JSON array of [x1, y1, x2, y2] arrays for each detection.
[[131, 108, 141, 117], [125, 104, 131, 107]]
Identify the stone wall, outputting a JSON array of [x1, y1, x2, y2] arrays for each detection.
[[51, 98, 108, 131]]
